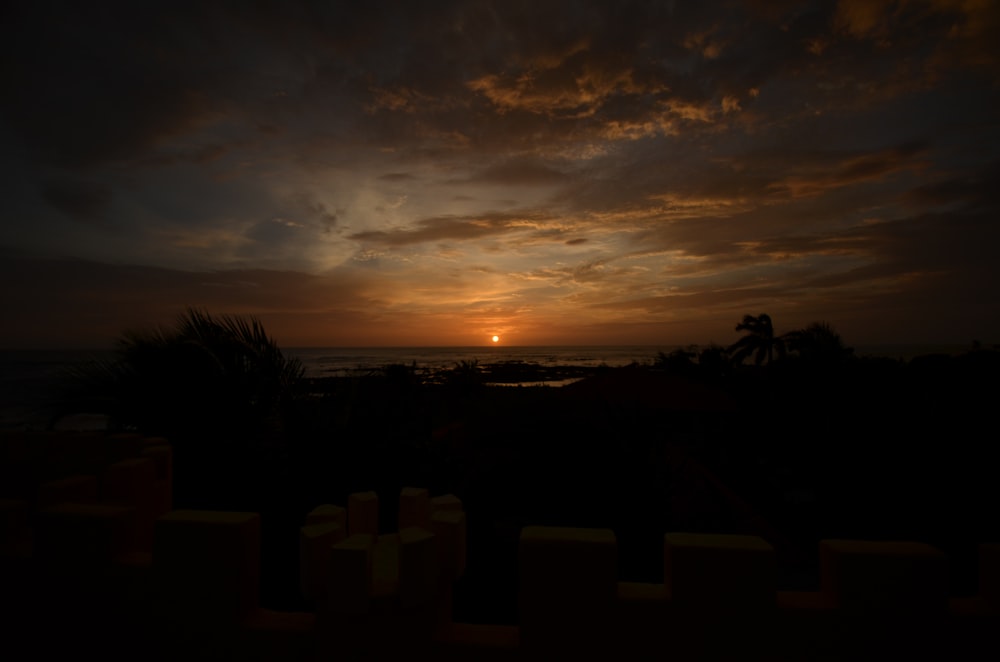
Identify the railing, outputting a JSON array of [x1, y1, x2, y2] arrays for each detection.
[[1, 430, 997, 660]]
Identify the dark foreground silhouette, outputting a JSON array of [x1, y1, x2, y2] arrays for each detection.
[[4, 310, 996, 658]]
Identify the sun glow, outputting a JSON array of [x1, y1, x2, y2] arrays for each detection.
[[492, 335, 500, 343]]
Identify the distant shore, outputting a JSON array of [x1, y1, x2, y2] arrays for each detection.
[[1, 341, 993, 431], [1, 357, 613, 431]]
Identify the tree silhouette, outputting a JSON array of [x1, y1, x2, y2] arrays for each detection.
[[76, 307, 303, 439], [697, 343, 731, 382], [781, 321, 853, 365], [655, 347, 697, 375], [67, 308, 305, 509], [729, 313, 785, 366]]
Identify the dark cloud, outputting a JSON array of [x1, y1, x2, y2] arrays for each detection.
[[2, 1, 999, 346], [190, 144, 231, 164], [238, 218, 305, 262], [349, 212, 549, 247], [298, 198, 341, 234], [39, 178, 112, 222], [4, 1, 990, 171], [0, 253, 379, 348], [903, 161, 1000, 211], [582, 205, 1000, 339], [838, 210, 1000, 280], [764, 141, 930, 198], [460, 159, 570, 186], [2, 3, 226, 166]]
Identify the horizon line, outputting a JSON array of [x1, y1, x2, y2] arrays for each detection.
[[2, 342, 989, 353]]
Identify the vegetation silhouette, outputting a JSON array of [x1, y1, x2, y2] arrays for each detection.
[[71, 308, 303, 508], [781, 321, 853, 365], [654, 346, 697, 376], [728, 313, 784, 366], [80, 307, 302, 434], [446, 359, 486, 393], [44, 310, 999, 617]]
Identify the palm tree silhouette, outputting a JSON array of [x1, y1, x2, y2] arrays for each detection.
[[67, 308, 305, 508], [729, 313, 785, 366], [77, 307, 303, 437]]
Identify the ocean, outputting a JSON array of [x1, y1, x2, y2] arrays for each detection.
[[286, 345, 667, 378]]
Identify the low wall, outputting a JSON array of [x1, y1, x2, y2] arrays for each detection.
[[1, 430, 997, 660]]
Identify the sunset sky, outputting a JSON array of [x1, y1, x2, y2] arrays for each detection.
[[2, 0, 999, 348]]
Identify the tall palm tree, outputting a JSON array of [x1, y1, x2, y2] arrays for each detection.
[[729, 313, 785, 366]]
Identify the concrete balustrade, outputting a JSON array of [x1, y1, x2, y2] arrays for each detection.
[[305, 504, 347, 527], [665, 532, 776, 608], [430, 493, 463, 513], [328, 533, 375, 615], [818, 539, 952, 658], [37, 474, 100, 508], [820, 539, 950, 613], [1, 430, 999, 661], [431, 508, 467, 581], [153, 510, 261, 628], [518, 526, 618, 657], [372, 532, 401, 599], [399, 487, 431, 529], [41, 431, 106, 478], [308, 489, 468, 659], [102, 458, 158, 552], [303, 489, 466, 613], [399, 526, 438, 609], [663, 533, 777, 659], [33, 501, 136, 585], [141, 443, 173, 483], [348, 490, 379, 536], [299, 522, 346, 604], [102, 433, 145, 466]]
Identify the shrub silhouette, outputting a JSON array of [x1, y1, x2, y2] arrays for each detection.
[[77, 308, 302, 447], [781, 321, 853, 365]]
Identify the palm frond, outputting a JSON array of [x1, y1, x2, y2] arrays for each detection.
[[729, 313, 780, 366], [67, 308, 304, 437]]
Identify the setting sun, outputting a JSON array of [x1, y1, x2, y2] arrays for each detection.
[[492, 335, 500, 343]]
